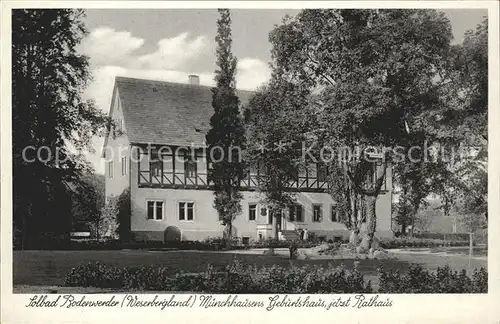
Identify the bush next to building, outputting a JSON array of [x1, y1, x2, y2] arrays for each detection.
[[413, 233, 471, 241], [22, 236, 325, 251], [379, 237, 471, 249]]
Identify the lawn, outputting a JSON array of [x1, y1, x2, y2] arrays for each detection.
[[13, 250, 407, 287], [13, 249, 487, 291], [400, 246, 488, 257]]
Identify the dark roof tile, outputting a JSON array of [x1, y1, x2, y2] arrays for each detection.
[[115, 76, 254, 146]]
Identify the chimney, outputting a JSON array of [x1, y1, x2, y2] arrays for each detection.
[[188, 74, 200, 86]]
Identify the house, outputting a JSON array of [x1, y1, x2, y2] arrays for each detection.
[[103, 76, 394, 243]]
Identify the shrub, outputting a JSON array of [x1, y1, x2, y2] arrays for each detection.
[[255, 263, 372, 293], [379, 237, 470, 249], [123, 266, 178, 291], [378, 264, 487, 293], [413, 233, 470, 241], [65, 262, 179, 290], [116, 188, 132, 242], [64, 262, 124, 288], [27, 235, 326, 251], [65, 261, 486, 293], [250, 237, 318, 249], [64, 260, 370, 293]]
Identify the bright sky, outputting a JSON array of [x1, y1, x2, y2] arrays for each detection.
[[80, 9, 487, 173]]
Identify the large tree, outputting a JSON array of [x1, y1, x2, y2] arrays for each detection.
[[206, 9, 246, 242], [12, 9, 110, 248], [393, 17, 488, 233], [266, 9, 454, 250], [246, 80, 312, 238]]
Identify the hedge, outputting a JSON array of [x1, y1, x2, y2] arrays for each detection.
[[379, 237, 470, 249], [17, 239, 244, 251], [65, 261, 371, 293], [20, 236, 323, 251], [378, 264, 487, 293], [19, 235, 472, 251], [413, 233, 471, 241], [64, 261, 487, 293]]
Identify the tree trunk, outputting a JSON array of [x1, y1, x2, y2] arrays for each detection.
[[349, 196, 357, 245], [360, 195, 377, 251], [227, 221, 233, 247], [349, 230, 359, 245]]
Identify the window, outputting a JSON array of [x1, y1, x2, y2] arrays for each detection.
[[108, 161, 114, 179], [296, 205, 304, 222], [313, 204, 323, 222], [289, 204, 303, 222], [249, 204, 257, 221], [150, 158, 162, 177], [179, 202, 195, 221], [121, 157, 127, 176], [331, 204, 338, 222], [147, 201, 163, 220], [242, 237, 250, 245], [185, 154, 197, 178]]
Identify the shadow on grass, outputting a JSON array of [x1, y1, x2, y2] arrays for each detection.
[[13, 250, 411, 287]]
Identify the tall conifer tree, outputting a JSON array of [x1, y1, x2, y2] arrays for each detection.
[[206, 9, 246, 242]]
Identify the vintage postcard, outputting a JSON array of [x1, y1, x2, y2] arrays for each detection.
[[1, 1, 499, 323]]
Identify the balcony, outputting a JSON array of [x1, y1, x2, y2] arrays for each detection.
[[138, 170, 332, 192]]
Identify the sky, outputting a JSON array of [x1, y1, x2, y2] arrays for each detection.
[[80, 9, 487, 173]]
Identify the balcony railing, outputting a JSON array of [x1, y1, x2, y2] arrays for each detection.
[[138, 170, 335, 192]]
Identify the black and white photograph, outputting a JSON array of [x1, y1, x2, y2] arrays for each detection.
[[1, 2, 498, 320]]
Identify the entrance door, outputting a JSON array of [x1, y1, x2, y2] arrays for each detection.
[[274, 210, 282, 233]]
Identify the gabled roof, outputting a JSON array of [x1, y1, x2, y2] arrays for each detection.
[[113, 76, 254, 147]]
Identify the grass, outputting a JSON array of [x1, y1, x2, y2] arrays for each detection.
[[402, 246, 488, 257], [13, 249, 487, 291], [14, 250, 407, 287]]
